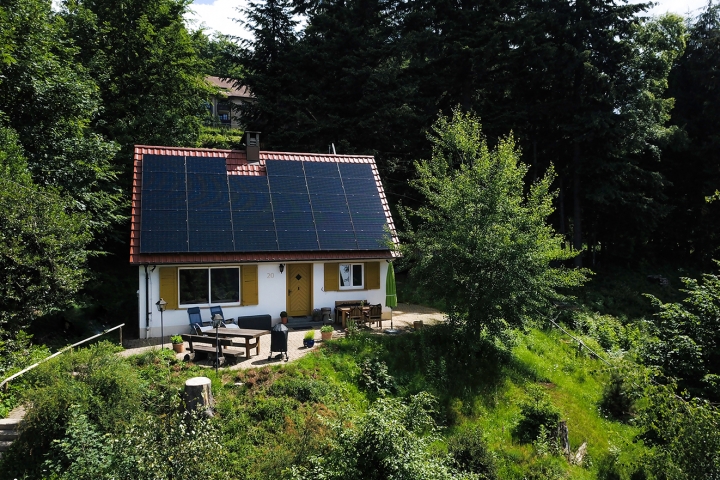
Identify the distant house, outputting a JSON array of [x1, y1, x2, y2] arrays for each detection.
[[205, 76, 253, 129], [131, 137, 398, 338]]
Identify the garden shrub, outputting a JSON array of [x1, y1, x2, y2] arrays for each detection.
[[447, 425, 498, 479], [513, 385, 561, 444], [359, 357, 396, 397], [290, 392, 471, 480]]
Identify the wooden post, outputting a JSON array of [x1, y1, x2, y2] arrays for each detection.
[[184, 377, 214, 418], [557, 420, 570, 459], [119, 326, 123, 347]]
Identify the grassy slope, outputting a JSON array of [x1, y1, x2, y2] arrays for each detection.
[[241, 324, 647, 479]]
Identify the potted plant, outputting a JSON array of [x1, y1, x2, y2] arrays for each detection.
[[280, 311, 288, 324], [312, 308, 322, 322], [303, 330, 315, 348], [320, 325, 333, 341], [170, 335, 184, 353]]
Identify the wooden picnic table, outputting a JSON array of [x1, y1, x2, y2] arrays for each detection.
[[211, 328, 271, 359]]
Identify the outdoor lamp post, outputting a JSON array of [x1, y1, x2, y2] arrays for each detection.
[[212, 313, 223, 374], [155, 298, 167, 349]]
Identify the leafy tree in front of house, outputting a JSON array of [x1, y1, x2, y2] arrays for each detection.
[[400, 110, 587, 341]]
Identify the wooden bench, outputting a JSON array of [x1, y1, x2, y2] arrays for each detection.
[[181, 334, 247, 364]]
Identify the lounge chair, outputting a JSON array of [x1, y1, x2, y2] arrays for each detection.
[[188, 307, 213, 335], [210, 305, 238, 329]]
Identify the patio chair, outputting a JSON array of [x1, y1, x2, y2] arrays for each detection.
[[348, 306, 364, 327], [364, 304, 382, 328], [188, 307, 213, 335], [210, 305, 238, 329]]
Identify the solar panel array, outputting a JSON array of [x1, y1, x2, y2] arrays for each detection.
[[140, 155, 388, 253]]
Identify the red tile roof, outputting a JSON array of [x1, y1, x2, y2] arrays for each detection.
[[130, 146, 399, 265]]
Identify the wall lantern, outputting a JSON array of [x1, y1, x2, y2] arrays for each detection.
[[279, 264, 285, 274]]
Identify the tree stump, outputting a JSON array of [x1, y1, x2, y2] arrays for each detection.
[[557, 420, 570, 459], [184, 376, 214, 418]]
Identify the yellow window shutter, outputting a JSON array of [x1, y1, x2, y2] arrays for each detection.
[[364, 262, 380, 290], [158, 267, 178, 310], [241, 265, 258, 305], [324, 263, 339, 291]]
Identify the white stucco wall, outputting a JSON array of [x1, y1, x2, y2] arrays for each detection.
[[138, 260, 391, 338]]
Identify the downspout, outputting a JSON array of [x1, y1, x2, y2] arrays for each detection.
[[144, 264, 150, 339]]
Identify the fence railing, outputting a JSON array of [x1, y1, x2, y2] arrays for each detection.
[[0, 323, 125, 391]]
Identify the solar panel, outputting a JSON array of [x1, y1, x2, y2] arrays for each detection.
[[234, 230, 278, 251], [188, 229, 234, 252], [232, 211, 275, 231], [342, 178, 379, 196], [272, 193, 313, 212], [141, 210, 187, 229], [266, 160, 304, 177], [140, 230, 188, 253], [143, 172, 186, 191], [142, 154, 185, 174], [268, 175, 308, 192], [188, 189, 231, 211], [229, 176, 269, 193], [144, 195, 185, 215], [306, 176, 344, 194], [186, 156, 226, 174], [274, 210, 315, 230], [277, 230, 319, 250], [140, 155, 392, 254], [355, 231, 388, 250], [339, 163, 374, 179], [304, 162, 340, 178], [231, 192, 272, 211], [188, 173, 228, 194]]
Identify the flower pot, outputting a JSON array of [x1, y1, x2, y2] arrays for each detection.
[[413, 320, 424, 330], [303, 339, 315, 348], [172, 343, 185, 353], [281, 316, 288, 324], [321, 331, 333, 341]]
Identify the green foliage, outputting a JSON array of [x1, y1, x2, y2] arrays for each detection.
[[599, 369, 638, 423], [447, 426, 498, 480], [320, 325, 334, 333], [400, 110, 588, 340], [637, 383, 720, 479], [291, 392, 472, 480], [303, 330, 315, 341], [40, 404, 229, 480], [513, 384, 561, 444], [0, 124, 94, 334], [359, 357, 396, 397], [170, 335, 183, 344], [642, 264, 720, 400]]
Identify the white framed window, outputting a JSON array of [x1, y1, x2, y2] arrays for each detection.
[[339, 263, 364, 289], [178, 267, 240, 306]]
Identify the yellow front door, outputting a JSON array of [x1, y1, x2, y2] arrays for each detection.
[[286, 263, 312, 316]]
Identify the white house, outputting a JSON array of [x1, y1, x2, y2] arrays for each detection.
[[131, 142, 398, 338]]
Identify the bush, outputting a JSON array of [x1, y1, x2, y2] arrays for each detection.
[[359, 358, 396, 397], [447, 426, 498, 479], [599, 370, 636, 422], [513, 385, 561, 444]]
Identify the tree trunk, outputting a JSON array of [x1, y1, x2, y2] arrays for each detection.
[[184, 376, 214, 418], [573, 142, 583, 267], [557, 420, 570, 459], [559, 176, 566, 239]]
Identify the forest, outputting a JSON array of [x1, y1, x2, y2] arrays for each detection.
[[0, 0, 720, 478]]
